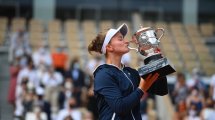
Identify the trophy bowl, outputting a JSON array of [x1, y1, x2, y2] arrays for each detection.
[[129, 27, 176, 96]]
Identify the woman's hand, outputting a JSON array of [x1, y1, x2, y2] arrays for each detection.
[[138, 73, 159, 92]]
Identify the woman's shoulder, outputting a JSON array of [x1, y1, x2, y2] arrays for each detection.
[[93, 64, 112, 79], [93, 64, 120, 75], [124, 65, 139, 74]]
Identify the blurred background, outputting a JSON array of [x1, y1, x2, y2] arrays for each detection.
[[0, 0, 215, 120]]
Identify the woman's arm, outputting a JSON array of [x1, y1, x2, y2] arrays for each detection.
[[94, 71, 158, 114]]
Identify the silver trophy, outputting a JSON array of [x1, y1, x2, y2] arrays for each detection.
[[129, 27, 176, 96]]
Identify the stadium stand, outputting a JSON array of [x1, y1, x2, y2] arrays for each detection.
[[0, 0, 215, 120], [0, 15, 215, 120]]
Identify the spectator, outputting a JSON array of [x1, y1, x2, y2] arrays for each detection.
[[147, 98, 157, 120], [34, 87, 51, 120], [22, 89, 35, 116], [16, 56, 39, 93], [56, 97, 82, 120], [32, 43, 52, 68], [186, 88, 204, 119], [41, 65, 63, 117], [86, 76, 98, 120], [65, 57, 85, 107], [173, 72, 189, 103], [140, 94, 148, 120], [186, 68, 206, 94], [25, 105, 48, 120], [14, 56, 38, 120], [51, 45, 68, 76], [10, 29, 31, 61], [86, 54, 104, 77], [36, 63, 48, 88], [8, 57, 21, 108], [172, 72, 189, 120], [14, 77, 29, 119], [210, 74, 215, 102], [58, 78, 74, 110], [200, 97, 215, 120]]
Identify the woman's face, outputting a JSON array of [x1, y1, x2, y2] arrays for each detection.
[[108, 32, 129, 55]]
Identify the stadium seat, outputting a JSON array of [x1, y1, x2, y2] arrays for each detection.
[[201, 60, 215, 75], [184, 60, 200, 73], [99, 20, 113, 31], [11, 17, 26, 32], [0, 17, 7, 45], [48, 20, 61, 33], [200, 23, 214, 37], [161, 42, 177, 52], [29, 19, 44, 33]]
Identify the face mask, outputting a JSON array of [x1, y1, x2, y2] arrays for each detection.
[[65, 91, 72, 98], [64, 82, 72, 89], [57, 47, 63, 52], [73, 63, 80, 69], [39, 48, 46, 54]]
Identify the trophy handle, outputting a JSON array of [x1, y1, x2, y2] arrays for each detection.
[[155, 28, 164, 41], [128, 46, 139, 52], [128, 35, 139, 52]]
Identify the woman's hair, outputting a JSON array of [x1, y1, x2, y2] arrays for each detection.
[[88, 31, 107, 54]]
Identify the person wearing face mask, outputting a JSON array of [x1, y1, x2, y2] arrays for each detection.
[[58, 78, 74, 110], [186, 88, 204, 119], [186, 68, 206, 94], [32, 43, 52, 68], [56, 97, 82, 120], [25, 87, 50, 120], [88, 23, 159, 120], [64, 57, 86, 107]]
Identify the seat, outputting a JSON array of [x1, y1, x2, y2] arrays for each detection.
[[141, 21, 153, 28], [11, 17, 26, 32], [201, 61, 215, 76], [64, 19, 78, 34], [48, 20, 61, 33], [0, 17, 8, 31], [170, 59, 183, 72], [197, 52, 214, 62], [181, 51, 196, 61], [99, 20, 114, 31], [189, 36, 204, 45], [0, 31, 5, 45], [161, 43, 177, 52], [175, 36, 189, 45], [184, 60, 200, 73], [164, 51, 180, 61], [177, 44, 193, 53], [29, 19, 44, 33], [161, 35, 174, 44], [193, 44, 209, 53], [200, 23, 214, 37], [82, 20, 97, 34], [29, 32, 43, 45], [155, 21, 168, 30]]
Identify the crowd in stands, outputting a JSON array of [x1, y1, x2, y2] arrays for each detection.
[[6, 28, 215, 120], [7, 29, 106, 120], [171, 69, 215, 120]]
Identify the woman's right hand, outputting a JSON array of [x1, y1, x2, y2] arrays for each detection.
[[138, 73, 159, 92]]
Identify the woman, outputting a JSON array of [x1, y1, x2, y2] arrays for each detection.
[[88, 23, 159, 120]]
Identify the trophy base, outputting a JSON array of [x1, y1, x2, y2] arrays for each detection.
[[138, 56, 176, 96]]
